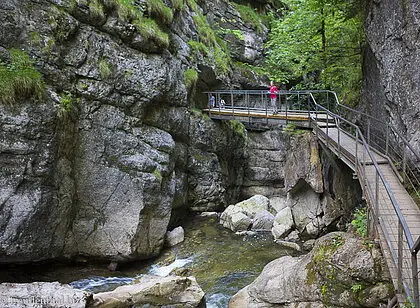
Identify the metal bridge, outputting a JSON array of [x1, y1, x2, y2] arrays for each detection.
[[204, 90, 420, 307]]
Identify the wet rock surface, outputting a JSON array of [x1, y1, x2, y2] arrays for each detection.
[[230, 232, 394, 308]]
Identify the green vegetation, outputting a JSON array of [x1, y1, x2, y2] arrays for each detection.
[[98, 59, 112, 79], [185, 0, 232, 76], [89, 0, 105, 20], [184, 68, 198, 89], [233, 62, 265, 78], [0, 49, 45, 104], [170, 0, 185, 11], [351, 283, 362, 293], [306, 235, 345, 305], [229, 120, 246, 138], [147, 0, 173, 25], [152, 168, 163, 181], [402, 300, 415, 308], [232, 3, 263, 34], [191, 107, 210, 120], [217, 27, 244, 41], [283, 123, 306, 135], [192, 13, 217, 47], [29, 32, 41, 45], [59, 91, 80, 116], [100, 0, 170, 49], [132, 17, 169, 48], [266, 0, 364, 106], [351, 206, 367, 238], [188, 40, 209, 57]]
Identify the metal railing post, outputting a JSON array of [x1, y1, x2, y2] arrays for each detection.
[[298, 92, 300, 110], [367, 119, 371, 146], [386, 124, 390, 157], [263, 92, 267, 125], [285, 93, 288, 125], [326, 91, 329, 112], [231, 91, 234, 119], [355, 129, 359, 168], [403, 146, 407, 183], [375, 171, 379, 222], [326, 109, 329, 148], [412, 252, 420, 308], [362, 143, 367, 190], [398, 220, 403, 295], [308, 94, 311, 126], [247, 93, 250, 124], [337, 118, 341, 159]]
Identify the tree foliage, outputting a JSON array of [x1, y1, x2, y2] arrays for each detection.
[[265, 0, 365, 106]]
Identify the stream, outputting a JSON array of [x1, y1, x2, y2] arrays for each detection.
[[0, 214, 299, 307]]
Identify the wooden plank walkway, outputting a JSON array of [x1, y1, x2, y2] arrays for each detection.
[[207, 107, 420, 303], [315, 124, 420, 302], [204, 108, 331, 122]]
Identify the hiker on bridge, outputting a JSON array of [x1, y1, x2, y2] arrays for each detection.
[[270, 81, 278, 114], [208, 94, 215, 108]]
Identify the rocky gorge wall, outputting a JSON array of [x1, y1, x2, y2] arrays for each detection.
[[0, 0, 362, 266], [242, 129, 362, 239], [0, 0, 276, 263], [363, 0, 420, 155]]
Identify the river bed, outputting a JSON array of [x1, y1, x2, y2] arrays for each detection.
[[0, 214, 299, 307]]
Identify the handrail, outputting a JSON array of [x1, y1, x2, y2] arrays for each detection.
[[309, 93, 416, 249], [309, 92, 419, 306], [327, 90, 420, 162]]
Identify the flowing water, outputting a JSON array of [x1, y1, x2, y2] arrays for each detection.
[[1, 215, 298, 307]]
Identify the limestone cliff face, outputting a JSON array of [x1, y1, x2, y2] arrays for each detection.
[[0, 0, 269, 263], [242, 130, 361, 238], [363, 0, 420, 154]]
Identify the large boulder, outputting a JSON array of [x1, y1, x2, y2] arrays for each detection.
[[0, 282, 92, 308], [220, 195, 272, 232], [230, 232, 393, 307], [166, 226, 185, 247], [220, 204, 253, 232], [92, 275, 205, 308], [271, 206, 294, 239]]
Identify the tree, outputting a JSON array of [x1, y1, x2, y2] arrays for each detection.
[[265, 0, 365, 106]]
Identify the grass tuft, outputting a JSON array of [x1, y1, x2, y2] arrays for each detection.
[[147, 0, 173, 25], [132, 17, 169, 48], [184, 68, 198, 89], [0, 49, 45, 104], [98, 59, 112, 79]]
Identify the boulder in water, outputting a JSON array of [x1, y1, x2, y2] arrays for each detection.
[[251, 210, 275, 231], [271, 206, 294, 239], [166, 226, 185, 247], [220, 205, 252, 232], [220, 195, 272, 232], [92, 275, 205, 308]]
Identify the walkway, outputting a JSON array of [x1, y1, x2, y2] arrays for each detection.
[[205, 90, 420, 307]]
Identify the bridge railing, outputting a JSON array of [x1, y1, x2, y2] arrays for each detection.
[[309, 93, 420, 307], [325, 91, 420, 208], [204, 90, 328, 125]]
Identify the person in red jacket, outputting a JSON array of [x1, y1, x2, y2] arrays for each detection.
[[270, 81, 278, 114]]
